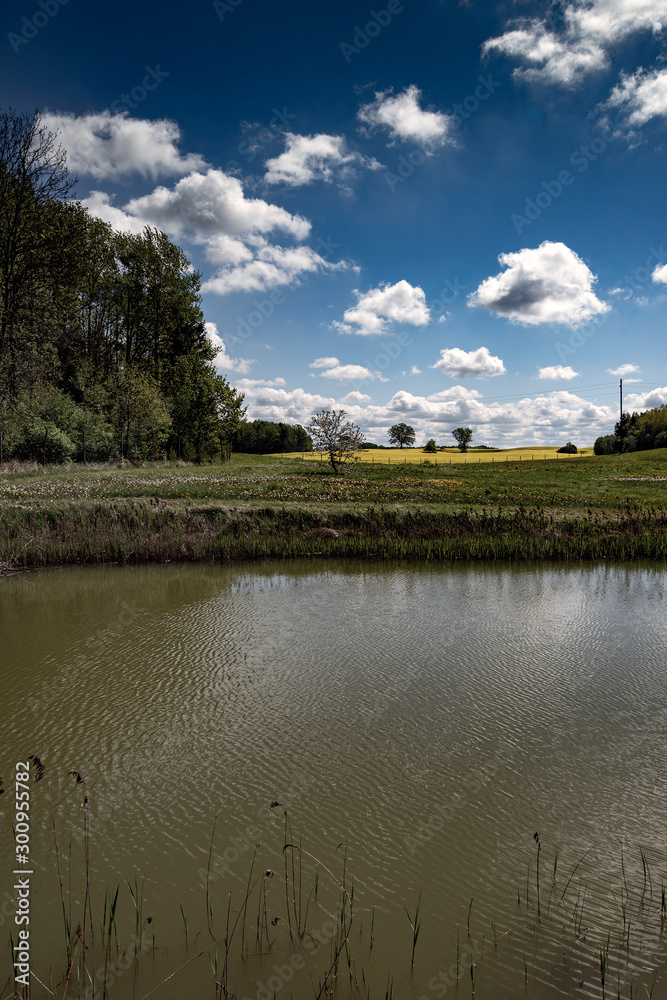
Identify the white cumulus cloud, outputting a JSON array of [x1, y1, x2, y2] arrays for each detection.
[[469, 241, 610, 327], [603, 67, 667, 131], [310, 357, 341, 369], [202, 240, 348, 295], [125, 169, 310, 240], [41, 111, 208, 179], [607, 363, 640, 376], [264, 133, 381, 186], [431, 346, 506, 379], [482, 0, 667, 87], [82, 165, 352, 296], [625, 386, 667, 409], [317, 364, 388, 383], [335, 280, 430, 335], [653, 262, 667, 284], [357, 85, 455, 150], [538, 365, 580, 380]]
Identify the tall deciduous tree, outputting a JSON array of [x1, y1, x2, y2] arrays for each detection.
[[452, 427, 473, 452], [0, 109, 75, 395], [388, 422, 415, 448]]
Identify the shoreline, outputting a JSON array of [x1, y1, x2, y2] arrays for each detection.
[[2, 501, 667, 571]]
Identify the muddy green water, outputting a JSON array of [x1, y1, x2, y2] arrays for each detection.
[[1, 562, 666, 1000]]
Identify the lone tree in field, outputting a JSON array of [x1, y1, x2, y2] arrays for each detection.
[[307, 409, 364, 473], [388, 422, 415, 449], [452, 427, 473, 452]]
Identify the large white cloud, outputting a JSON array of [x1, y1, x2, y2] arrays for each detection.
[[625, 386, 667, 409], [335, 280, 431, 336], [205, 322, 255, 375], [239, 382, 617, 447], [82, 166, 351, 295], [41, 111, 208, 179], [357, 85, 455, 150], [125, 169, 310, 240], [604, 67, 667, 130], [482, 0, 667, 86], [653, 263, 667, 284], [431, 346, 506, 379], [264, 133, 381, 186], [469, 242, 610, 327], [538, 365, 580, 380]]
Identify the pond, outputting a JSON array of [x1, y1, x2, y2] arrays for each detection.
[[1, 561, 666, 999]]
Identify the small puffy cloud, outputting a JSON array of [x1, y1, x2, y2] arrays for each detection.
[[410, 365, 422, 375], [538, 365, 580, 380], [317, 363, 388, 382], [264, 133, 381, 186], [310, 356, 341, 369], [653, 263, 667, 284], [357, 85, 455, 150], [202, 240, 348, 295], [339, 391, 372, 404], [469, 241, 610, 327], [335, 280, 430, 335], [482, 0, 667, 86], [236, 377, 287, 388], [205, 322, 255, 375], [482, 24, 605, 86], [431, 346, 506, 379], [603, 67, 667, 131], [607, 363, 640, 376], [41, 111, 208, 179]]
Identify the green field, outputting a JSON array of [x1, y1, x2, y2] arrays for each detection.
[[1, 447, 666, 569]]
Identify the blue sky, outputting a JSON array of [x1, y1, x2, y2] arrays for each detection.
[[4, 0, 667, 445]]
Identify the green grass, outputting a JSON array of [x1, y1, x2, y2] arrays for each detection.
[[1, 448, 666, 568]]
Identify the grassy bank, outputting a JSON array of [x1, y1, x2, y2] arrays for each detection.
[[1, 448, 666, 568]]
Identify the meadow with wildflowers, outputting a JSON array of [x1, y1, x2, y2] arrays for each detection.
[[1, 448, 666, 570]]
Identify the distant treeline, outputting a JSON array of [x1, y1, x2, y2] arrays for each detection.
[[233, 420, 312, 454], [1, 109, 245, 464], [594, 404, 667, 455]]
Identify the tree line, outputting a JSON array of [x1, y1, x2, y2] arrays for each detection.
[[594, 404, 667, 455], [1, 108, 249, 464]]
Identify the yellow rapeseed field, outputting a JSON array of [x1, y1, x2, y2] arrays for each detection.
[[277, 446, 595, 465]]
